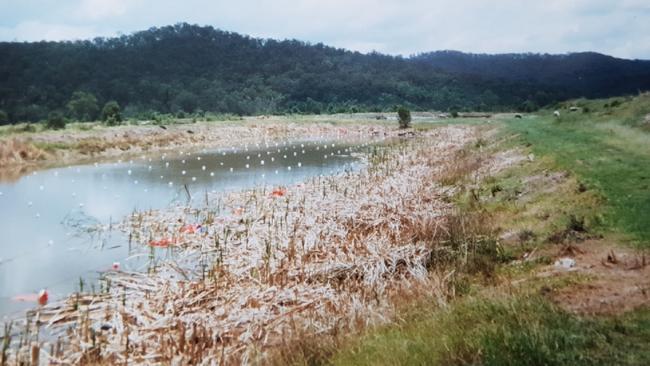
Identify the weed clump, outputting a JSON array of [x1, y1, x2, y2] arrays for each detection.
[[430, 209, 503, 277], [397, 106, 411, 129], [46, 111, 66, 130]]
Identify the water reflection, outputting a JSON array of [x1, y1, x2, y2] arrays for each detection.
[[0, 137, 371, 318]]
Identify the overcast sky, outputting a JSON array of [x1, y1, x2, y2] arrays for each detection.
[[1, 0, 649, 59]]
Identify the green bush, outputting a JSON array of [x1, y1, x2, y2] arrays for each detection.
[[0, 110, 8, 124], [46, 111, 66, 130], [101, 101, 122, 126], [67, 91, 99, 121], [397, 106, 411, 128]]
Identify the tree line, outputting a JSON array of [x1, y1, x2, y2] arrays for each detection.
[[1, 23, 649, 125]]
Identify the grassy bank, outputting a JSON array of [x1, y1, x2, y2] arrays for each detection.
[[331, 295, 650, 366], [503, 94, 650, 245], [287, 94, 650, 365]]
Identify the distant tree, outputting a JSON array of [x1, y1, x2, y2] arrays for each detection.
[[46, 111, 66, 130], [0, 110, 8, 125], [397, 106, 411, 128], [67, 91, 99, 121], [519, 100, 539, 113], [101, 101, 122, 125], [173, 91, 198, 113], [0, 23, 648, 121]]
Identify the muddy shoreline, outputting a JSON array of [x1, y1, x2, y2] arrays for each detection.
[[0, 120, 395, 182]]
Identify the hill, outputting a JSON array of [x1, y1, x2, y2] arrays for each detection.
[[1, 23, 649, 124]]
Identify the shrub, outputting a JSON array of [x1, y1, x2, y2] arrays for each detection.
[[519, 100, 539, 113], [397, 106, 411, 128], [0, 110, 8, 124], [67, 91, 99, 121], [46, 111, 66, 130], [101, 101, 122, 126]]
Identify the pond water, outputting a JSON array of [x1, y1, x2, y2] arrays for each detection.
[[0, 137, 371, 318]]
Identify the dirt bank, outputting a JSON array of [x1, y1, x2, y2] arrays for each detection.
[[0, 119, 394, 181]]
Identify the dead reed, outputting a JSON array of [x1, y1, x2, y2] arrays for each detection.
[[3, 125, 494, 365]]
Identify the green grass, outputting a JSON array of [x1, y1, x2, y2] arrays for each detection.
[[504, 94, 650, 245], [330, 295, 650, 366], [314, 95, 650, 366]]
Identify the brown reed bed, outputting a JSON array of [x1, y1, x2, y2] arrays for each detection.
[[2, 125, 515, 365]]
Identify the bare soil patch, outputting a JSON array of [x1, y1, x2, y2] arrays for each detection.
[[544, 240, 649, 315]]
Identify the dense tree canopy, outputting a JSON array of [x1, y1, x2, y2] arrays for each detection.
[[67, 91, 99, 121], [0, 23, 649, 124]]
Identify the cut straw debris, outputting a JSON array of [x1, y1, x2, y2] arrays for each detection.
[[3, 125, 479, 365]]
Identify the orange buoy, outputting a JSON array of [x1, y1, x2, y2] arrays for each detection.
[[179, 224, 201, 234], [270, 187, 286, 198], [37, 289, 48, 306], [148, 237, 176, 248]]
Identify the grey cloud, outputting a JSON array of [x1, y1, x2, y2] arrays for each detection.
[[0, 0, 647, 59]]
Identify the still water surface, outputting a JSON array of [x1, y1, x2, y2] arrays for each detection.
[[0, 137, 369, 318]]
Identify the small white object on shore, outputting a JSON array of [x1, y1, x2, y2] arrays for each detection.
[[554, 257, 576, 269]]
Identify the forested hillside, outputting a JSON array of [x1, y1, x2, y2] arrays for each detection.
[[1, 23, 649, 124]]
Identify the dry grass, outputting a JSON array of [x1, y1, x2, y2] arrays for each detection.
[[2, 125, 524, 365], [0, 138, 48, 167]]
